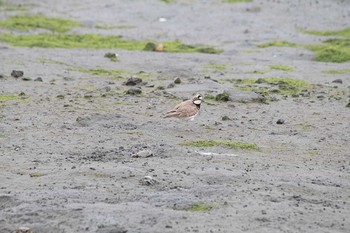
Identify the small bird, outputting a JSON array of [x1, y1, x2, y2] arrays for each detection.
[[163, 94, 203, 121]]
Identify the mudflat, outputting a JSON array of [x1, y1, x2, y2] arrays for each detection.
[[0, 0, 349, 232]]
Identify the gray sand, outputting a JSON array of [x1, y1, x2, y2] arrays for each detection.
[[0, 0, 349, 232]]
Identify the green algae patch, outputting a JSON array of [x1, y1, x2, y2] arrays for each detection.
[[0, 33, 222, 54], [269, 65, 294, 72], [0, 2, 29, 12], [306, 38, 350, 63], [302, 28, 350, 37], [322, 68, 350, 74], [95, 24, 135, 30], [0, 14, 80, 33], [226, 78, 310, 96], [306, 151, 319, 156], [0, 95, 20, 101], [36, 58, 73, 67], [258, 37, 350, 63], [180, 140, 259, 151], [257, 41, 297, 48], [77, 68, 127, 79], [207, 63, 227, 71], [162, 41, 223, 54], [297, 123, 314, 132], [303, 28, 350, 62], [29, 172, 46, 178], [0, 34, 146, 49], [186, 202, 218, 212]]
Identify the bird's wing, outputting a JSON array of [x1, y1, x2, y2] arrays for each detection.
[[164, 100, 197, 118]]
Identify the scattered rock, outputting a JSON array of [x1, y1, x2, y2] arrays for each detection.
[[126, 87, 142, 95], [84, 93, 94, 98], [22, 77, 32, 81], [57, 95, 65, 99], [100, 86, 112, 92], [174, 77, 181, 84], [16, 227, 33, 233], [140, 176, 158, 186], [96, 225, 127, 233], [276, 119, 285, 124], [34, 77, 43, 82], [124, 77, 142, 86], [132, 149, 153, 158], [11, 70, 24, 78], [19, 92, 26, 96], [76, 116, 91, 127], [332, 79, 343, 84], [167, 83, 175, 88], [104, 52, 119, 62], [0, 74, 5, 79], [145, 83, 155, 88], [222, 116, 231, 121], [346, 102, 350, 108], [215, 91, 230, 101], [143, 42, 156, 51]]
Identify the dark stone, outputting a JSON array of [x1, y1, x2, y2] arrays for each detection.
[[34, 77, 43, 82], [126, 87, 142, 95], [167, 83, 175, 88], [22, 77, 32, 81], [222, 116, 231, 121], [276, 119, 285, 124], [216, 92, 230, 102], [346, 102, 350, 108], [124, 77, 142, 86], [101, 86, 111, 92], [332, 79, 343, 84], [11, 70, 24, 78], [143, 42, 156, 51], [174, 77, 181, 84]]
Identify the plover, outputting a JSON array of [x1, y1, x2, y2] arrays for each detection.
[[163, 94, 203, 121]]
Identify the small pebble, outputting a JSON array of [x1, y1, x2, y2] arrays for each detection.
[[126, 87, 142, 95], [140, 176, 158, 186], [132, 150, 154, 158], [11, 70, 24, 78], [222, 116, 231, 121], [16, 227, 33, 233], [34, 77, 43, 82], [174, 77, 181, 84], [332, 79, 343, 84], [276, 119, 285, 124], [167, 83, 175, 88], [124, 77, 142, 86]]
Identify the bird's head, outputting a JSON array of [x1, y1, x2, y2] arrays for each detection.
[[192, 94, 203, 105]]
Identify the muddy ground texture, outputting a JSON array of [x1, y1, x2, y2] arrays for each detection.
[[1, 0, 350, 233]]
